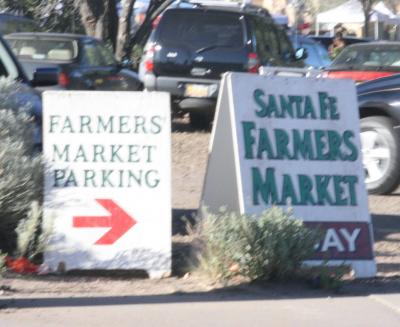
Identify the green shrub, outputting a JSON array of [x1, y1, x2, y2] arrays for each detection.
[[195, 207, 320, 281], [0, 80, 43, 254], [0, 251, 5, 276], [15, 201, 52, 261]]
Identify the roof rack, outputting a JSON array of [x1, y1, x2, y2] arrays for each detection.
[[175, 0, 272, 17]]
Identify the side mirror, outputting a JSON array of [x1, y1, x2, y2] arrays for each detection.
[[295, 47, 308, 61], [119, 58, 133, 69], [31, 67, 59, 87]]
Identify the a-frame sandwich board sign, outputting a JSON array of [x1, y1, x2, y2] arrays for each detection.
[[201, 72, 376, 278]]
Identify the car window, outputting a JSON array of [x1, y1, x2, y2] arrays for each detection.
[[249, 17, 280, 64], [82, 41, 116, 67], [96, 41, 116, 66], [157, 11, 244, 49], [332, 45, 400, 70], [6, 38, 77, 62], [276, 27, 294, 61]]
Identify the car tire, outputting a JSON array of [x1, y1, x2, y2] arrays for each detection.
[[189, 112, 212, 130], [360, 116, 400, 194]]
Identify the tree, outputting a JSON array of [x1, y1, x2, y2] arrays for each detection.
[[0, 0, 83, 33], [74, 0, 118, 50], [115, 0, 136, 61], [0, 0, 40, 18], [359, 0, 378, 37]]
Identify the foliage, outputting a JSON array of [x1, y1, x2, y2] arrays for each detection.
[[0, 80, 42, 254], [0, 251, 5, 276], [15, 201, 51, 260], [194, 207, 320, 281], [306, 264, 349, 291], [0, 0, 84, 33]]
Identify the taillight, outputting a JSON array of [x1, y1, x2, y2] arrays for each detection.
[[143, 45, 155, 73], [58, 72, 70, 87], [247, 52, 260, 73], [152, 15, 162, 29]]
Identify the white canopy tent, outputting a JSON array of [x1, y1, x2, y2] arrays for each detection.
[[315, 0, 400, 39]]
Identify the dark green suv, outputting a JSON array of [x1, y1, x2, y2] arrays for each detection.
[[139, 2, 305, 127]]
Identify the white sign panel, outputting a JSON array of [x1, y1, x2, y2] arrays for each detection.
[[43, 91, 171, 278], [202, 73, 376, 277]]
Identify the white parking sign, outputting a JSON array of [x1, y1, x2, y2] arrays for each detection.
[[43, 91, 171, 278]]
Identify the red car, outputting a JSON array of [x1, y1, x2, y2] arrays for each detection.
[[324, 42, 400, 84]]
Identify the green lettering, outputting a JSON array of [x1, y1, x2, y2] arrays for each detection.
[[61, 116, 74, 133], [93, 145, 105, 162], [146, 170, 160, 188], [65, 170, 78, 187], [53, 169, 66, 187], [318, 92, 329, 119], [289, 96, 303, 118], [101, 170, 114, 187], [274, 129, 292, 159], [257, 128, 275, 159], [252, 167, 278, 205], [134, 116, 146, 134], [49, 115, 61, 133], [254, 89, 268, 117], [329, 96, 340, 120], [343, 130, 358, 161], [315, 130, 328, 160], [333, 175, 347, 205], [280, 174, 299, 205], [84, 170, 97, 187], [303, 96, 317, 119], [111, 145, 123, 162], [119, 116, 130, 133], [52, 144, 70, 162], [292, 129, 315, 160], [327, 130, 343, 161], [98, 116, 114, 133], [279, 95, 294, 118], [80, 115, 92, 133], [74, 145, 88, 162], [298, 174, 316, 205], [315, 175, 333, 205], [242, 121, 256, 159], [343, 175, 358, 206]]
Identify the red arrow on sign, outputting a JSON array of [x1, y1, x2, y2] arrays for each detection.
[[73, 199, 136, 245]]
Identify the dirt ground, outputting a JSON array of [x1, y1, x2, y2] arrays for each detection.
[[1, 118, 400, 298]]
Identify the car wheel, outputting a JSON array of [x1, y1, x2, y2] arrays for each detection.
[[360, 116, 400, 194], [189, 112, 212, 130]]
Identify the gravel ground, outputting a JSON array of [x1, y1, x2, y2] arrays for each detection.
[[1, 118, 400, 297]]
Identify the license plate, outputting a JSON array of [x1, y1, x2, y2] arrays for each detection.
[[185, 84, 209, 97]]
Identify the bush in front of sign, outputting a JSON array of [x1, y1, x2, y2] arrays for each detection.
[[0, 251, 6, 277], [0, 109, 42, 255], [194, 207, 320, 281]]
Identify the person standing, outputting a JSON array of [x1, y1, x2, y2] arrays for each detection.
[[328, 32, 346, 59]]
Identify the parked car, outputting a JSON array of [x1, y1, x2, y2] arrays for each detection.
[[0, 34, 58, 145], [324, 42, 400, 84], [358, 73, 400, 194], [290, 35, 331, 68], [5, 33, 142, 91], [139, 2, 306, 127]]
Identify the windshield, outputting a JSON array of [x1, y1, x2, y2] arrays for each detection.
[[157, 11, 245, 49], [6, 38, 78, 62], [331, 44, 400, 71]]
